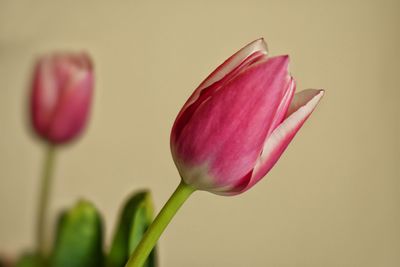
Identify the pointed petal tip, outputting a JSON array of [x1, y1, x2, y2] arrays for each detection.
[[247, 38, 268, 55], [282, 55, 290, 69], [256, 37, 266, 44], [316, 89, 325, 102], [304, 89, 324, 104], [289, 88, 324, 112], [271, 54, 290, 64], [315, 89, 325, 101], [299, 88, 325, 111], [264, 55, 290, 75], [239, 88, 324, 194]]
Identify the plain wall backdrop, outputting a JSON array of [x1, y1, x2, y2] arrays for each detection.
[[0, 0, 399, 266]]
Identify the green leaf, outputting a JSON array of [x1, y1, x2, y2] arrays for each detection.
[[106, 191, 157, 267], [50, 200, 104, 267], [14, 252, 45, 267]]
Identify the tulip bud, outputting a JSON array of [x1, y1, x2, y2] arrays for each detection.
[[170, 38, 324, 195], [30, 52, 94, 144]]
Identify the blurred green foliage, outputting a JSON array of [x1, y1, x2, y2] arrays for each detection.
[[107, 191, 156, 267], [50, 200, 104, 267], [12, 191, 157, 267]]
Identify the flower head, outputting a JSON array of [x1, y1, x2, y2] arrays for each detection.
[[170, 39, 323, 195], [30, 52, 94, 144]]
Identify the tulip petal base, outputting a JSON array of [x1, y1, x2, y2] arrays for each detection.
[[125, 181, 195, 267]]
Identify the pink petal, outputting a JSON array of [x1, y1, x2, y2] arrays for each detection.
[[196, 38, 268, 92], [47, 71, 93, 143], [236, 89, 324, 194], [31, 56, 60, 136], [171, 39, 268, 143], [174, 56, 292, 190]]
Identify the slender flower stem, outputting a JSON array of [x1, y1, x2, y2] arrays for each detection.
[[125, 181, 195, 267], [36, 144, 57, 255]]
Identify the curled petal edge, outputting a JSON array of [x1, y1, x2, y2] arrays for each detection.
[[229, 89, 325, 195]]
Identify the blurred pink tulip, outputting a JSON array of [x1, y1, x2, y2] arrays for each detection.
[[170, 38, 324, 195], [30, 52, 94, 144]]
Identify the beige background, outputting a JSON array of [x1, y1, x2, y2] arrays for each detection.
[[0, 0, 399, 266]]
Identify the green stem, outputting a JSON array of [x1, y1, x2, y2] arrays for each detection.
[[125, 181, 195, 267], [36, 144, 57, 255]]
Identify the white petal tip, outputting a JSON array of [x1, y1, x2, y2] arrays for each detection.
[[315, 89, 325, 101], [306, 89, 324, 110]]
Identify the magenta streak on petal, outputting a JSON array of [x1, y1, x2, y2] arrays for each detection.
[[230, 89, 324, 195], [171, 39, 268, 143], [175, 56, 291, 190]]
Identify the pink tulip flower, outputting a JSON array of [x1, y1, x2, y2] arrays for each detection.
[[170, 38, 324, 195], [30, 52, 94, 144]]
